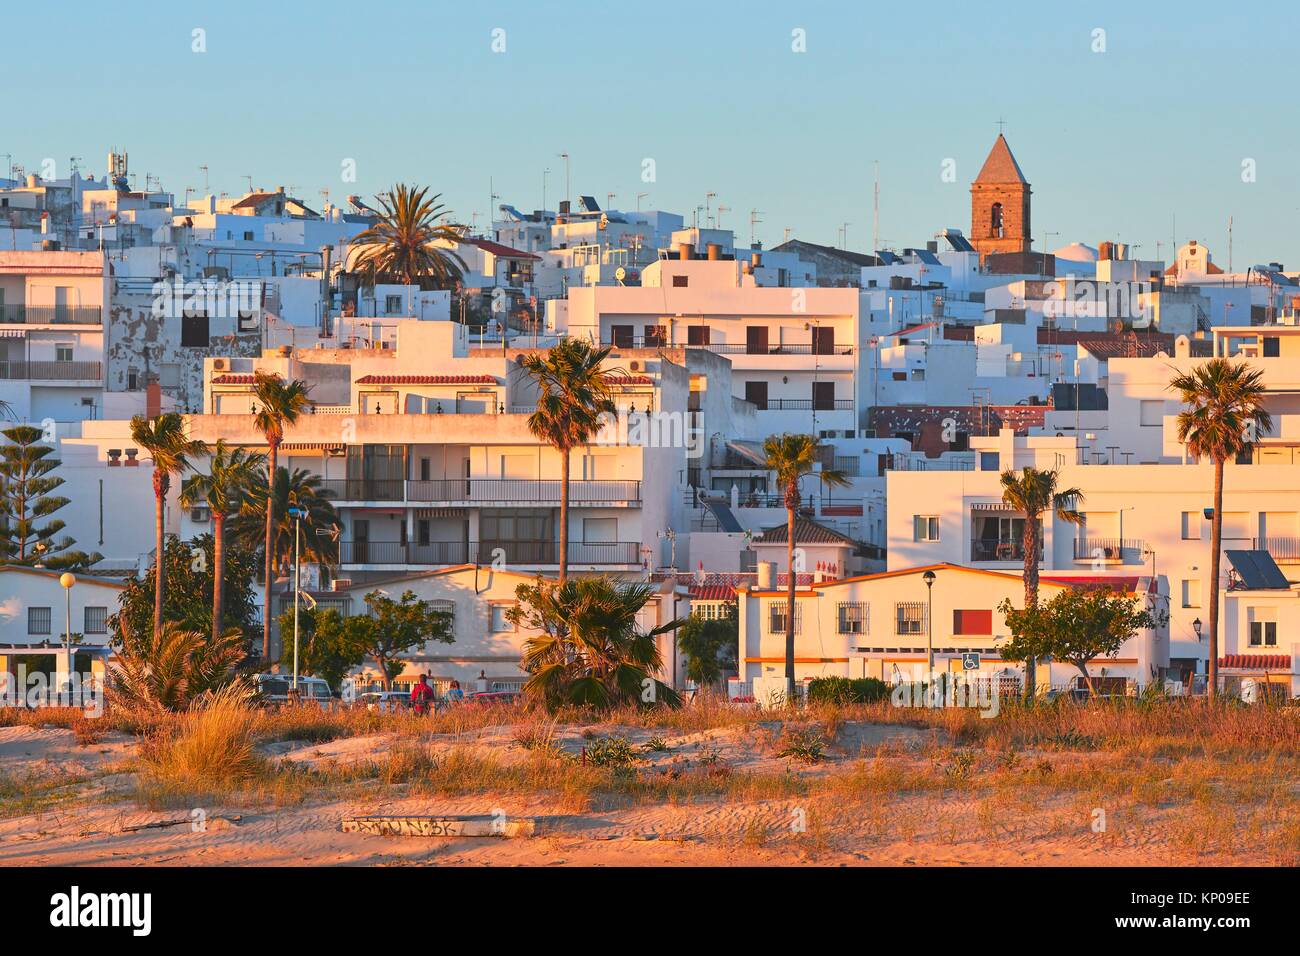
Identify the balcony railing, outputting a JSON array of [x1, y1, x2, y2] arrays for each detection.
[[0, 305, 103, 325], [1254, 536, 1300, 562], [603, 337, 853, 356], [318, 478, 641, 504], [1073, 537, 1146, 563], [971, 540, 1027, 562], [0, 360, 103, 381], [758, 399, 854, 411], [338, 540, 642, 566]]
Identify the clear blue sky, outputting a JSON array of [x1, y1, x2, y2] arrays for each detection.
[[7, 0, 1296, 266]]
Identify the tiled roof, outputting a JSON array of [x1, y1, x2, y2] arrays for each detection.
[[211, 374, 256, 385], [1219, 654, 1291, 670], [353, 374, 498, 385], [1041, 575, 1144, 594], [462, 237, 540, 260], [610, 375, 655, 386], [231, 192, 281, 209], [872, 403, 1049, 436], [753, 517, 858, 547], [974, 134, 1028, 184]]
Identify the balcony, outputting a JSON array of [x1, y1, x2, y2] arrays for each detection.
[[318, 478, 641, 505], [338, 540, 642, 567], [0, 305, 102, 326], [0, 360, 103, 381], [1072, 537, 1146, 564], [603, 337, 854, 355], [971, 539, 1027, 562], [1254, 536, 1300, 563]]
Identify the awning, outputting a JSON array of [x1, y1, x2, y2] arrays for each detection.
[[1219, 654, 1292, 670]]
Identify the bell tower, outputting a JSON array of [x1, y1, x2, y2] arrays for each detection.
[[970, 134, 1031, 261]]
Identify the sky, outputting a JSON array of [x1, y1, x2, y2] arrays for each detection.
[[6, 0, 1298, 267]]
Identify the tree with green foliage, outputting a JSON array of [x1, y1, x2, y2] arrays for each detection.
[[0, 425, 101, 570], [998, 586, 1163, 695], [346, 590, 454, 689], [230, 465, 339, 576], [109, 535, 259, 646], [677, 604, 739, 689], [108, 620, 250, 712], [275, 605, 368, 690], [348, 184, 467, 290], [507, 576, 682, 711]]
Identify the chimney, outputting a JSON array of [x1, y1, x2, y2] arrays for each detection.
[[146, 381, 162, 418], [756, 561, 776, 590], [677, 241, 692, 261], [706, 242, 721, 261], [751, 251, 763, 269]]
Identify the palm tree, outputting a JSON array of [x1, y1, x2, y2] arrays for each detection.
[[108, 619, 250, 712], [251, 371, 312, 659], [511, 576, 683, 710], [129, 414, 208, 637], [999, 467, 1085, 699], [348, 184, 466, 291], [1170, 358, 1270, 700], [761, 435, 849, 698], [517, 338, 616, 584], [230, 466, 339, 576], [180, 441, 266, 643]]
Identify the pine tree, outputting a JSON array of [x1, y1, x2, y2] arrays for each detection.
[[0, 425, 101, 570]]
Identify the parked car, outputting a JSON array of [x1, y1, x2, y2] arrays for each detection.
[[255, 674, 335, 709], [355, 690, 410, 712]]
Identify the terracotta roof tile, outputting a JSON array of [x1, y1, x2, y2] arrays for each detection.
[[353, 374, 498, 385], [753, 517, 858, 547], [1219, 654, 1291, 670], [974, 134, 1028, 185]]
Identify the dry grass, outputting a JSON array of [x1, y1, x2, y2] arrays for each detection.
[[136, 688, 265, 806]]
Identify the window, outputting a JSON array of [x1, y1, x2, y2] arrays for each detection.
[[416, 519, 430, 546], [812, 381, 836, 410], [1139, 400, 1164, 427], [1181, 512, 1203, 540], [909, 368, 926, 381], [811, 326, 835, 355], [767, 601, 802, 634], [744, 380, 768, 410], [1249, 621, 1277, 647], [55, 344, 73, 362], [837, 602, 868, 635], [490, 605, 514, 632], [1263, 336, 1280, 358], [746, 326, 769, 354], [429, 599, 455, 635], [990, 202, 1004, 238], [691, 601, 730, 620], [84, 606, 108, 634], [384, 294, 402, 314], [28, 607, 51, 635], [644, 325, 667, 347], [181, 312, 210, 347], [953, 609, 993, 635], [610, 324, 634, 347], [687, 325, 711, 346], [913, 516, 939, 542], [1181, 579, 1201, 608], [895, 602, 926, 636], [672, 275, 689, 288], [243, 230, 254, 241]]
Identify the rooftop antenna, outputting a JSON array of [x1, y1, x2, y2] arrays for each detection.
[[1228, 215, 1233, 273], [636, 192, 648, 211], [705, 192, 716, 228], [607, 192, 616, 210], [783, 227, 792, 244], [199, 165, 209, 193], [839, 222, 852, 249], [749, 208, 764, 246], [243, 175, 254, 193], [716, 205, 730, 229], [69, 156, 83, 176], [872, 160, 879, 254], [557, 152, 570, 209]]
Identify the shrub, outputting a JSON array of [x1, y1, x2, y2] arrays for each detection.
[[584, 735, 640, 769], [807, 676, 890, 705], [138, 687, 264, 802], [776, 728, 826, 764]]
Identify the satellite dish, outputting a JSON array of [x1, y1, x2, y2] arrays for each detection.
[[615, 266, 627, 281]]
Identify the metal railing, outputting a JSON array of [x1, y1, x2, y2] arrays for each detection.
[[0, 360, 103, 380], [338, 540, 642, 566], [758, 399, 854, 411], [0, 305, 102, 325], [603, 337, 853, 356], [319, 478, 641, 504], [1073, 537, 1145, 562], [971, 540, 1027, 562], [1254, 536, 1300, 562]]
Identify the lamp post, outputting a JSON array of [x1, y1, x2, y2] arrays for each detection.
[[288, 506, 307, 698], [922, 570, 936, 674], [59, 572, 75, 705]]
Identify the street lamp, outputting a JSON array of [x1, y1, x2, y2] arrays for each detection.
[[1192, 617, 1203, 640], [59, 572, 75, 704], [922, 570, 936, 673], [288, 506, 307, 698]]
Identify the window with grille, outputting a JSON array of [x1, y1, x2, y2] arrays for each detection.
[[895, 602, 926, 636], [692, 602, 730, 620], [84, 606, 108, 634], [429, 599, 455, 632], [767, 601, 802, 634], [28, 607, 51, 635], [837, 602, 868, 635]]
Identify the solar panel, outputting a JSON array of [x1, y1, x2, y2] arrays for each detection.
[[875, 250, 900, 265], [944, 233, 975, 252], [911, 249, 941, 265], [1226, 550, 1291, 589]]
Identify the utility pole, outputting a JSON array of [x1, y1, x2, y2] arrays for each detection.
[[1228, 215, 1233, 273]]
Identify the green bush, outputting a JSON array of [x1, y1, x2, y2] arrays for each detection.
[[807, 676, 890, 705]]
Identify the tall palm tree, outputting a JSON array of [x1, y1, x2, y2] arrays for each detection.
[[1170, 358, 1270, 700], [517, 338, 616, 584], [251, 371, 312, 659], [230, 466, 339, 576], [762, 434, 849, 698], [129, 414, 207, 637], [348, 184, 466, 290], [180, 441, 265, 643], [999, 467, 1085, 699]]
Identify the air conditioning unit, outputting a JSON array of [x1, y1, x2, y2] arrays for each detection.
[[331, 578, 353, 592], [629, 360, 642, 371], [212, 358, 227, 370]]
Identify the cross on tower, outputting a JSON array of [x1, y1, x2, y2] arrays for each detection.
[[996, 117, 1007, 135]]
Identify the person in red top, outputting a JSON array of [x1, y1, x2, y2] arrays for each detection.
[[410, 674, 435, 716]]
